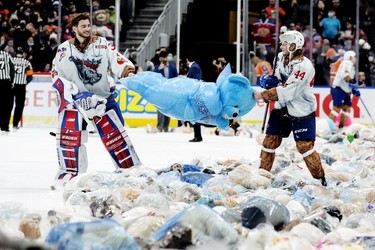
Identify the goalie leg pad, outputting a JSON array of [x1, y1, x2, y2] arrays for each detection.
[[56, 109, 88, 180], [94, 109, 141, 169], [296, 140, 325, 179], [259, 134, 282, 171]]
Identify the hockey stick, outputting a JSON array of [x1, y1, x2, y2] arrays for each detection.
[[359, 96, 375, 124], [261, 47, 279, 134]]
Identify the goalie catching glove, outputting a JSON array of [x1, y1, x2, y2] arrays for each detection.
[[73, 92, 107, 119], [258, 74, 280, 89]]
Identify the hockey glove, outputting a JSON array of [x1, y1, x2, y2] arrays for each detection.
[[258, 74, 279, 89], [73, 92, 107, 119], [349, 83, 361, 97]]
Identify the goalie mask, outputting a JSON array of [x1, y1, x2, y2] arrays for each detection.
[[279, 31, 304, 53]]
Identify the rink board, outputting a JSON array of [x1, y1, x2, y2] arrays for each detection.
[[19, 77, 375, 127]]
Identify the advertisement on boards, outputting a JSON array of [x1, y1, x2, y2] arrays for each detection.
[[20, 75, 375, 127]]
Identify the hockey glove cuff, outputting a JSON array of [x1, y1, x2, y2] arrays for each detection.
[[258, 74, 279, 89]]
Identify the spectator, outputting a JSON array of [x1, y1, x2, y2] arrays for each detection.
[[0, 1, 10, 21], [186, 52, 203, 142], [319, 10, 341, 45], [288, 0, 310, 27], [153, 50, 178, 132], [313, 0, 328, 32], [358, 71, 367, 87], [361, 6, 375, 52], [17, 2, 38, 25], [150, 47, 167, 66], [340, 18, 367, 51], [358, 39, 372, 86], [12, 19, 32, 49], [251, 9, 276, 50], [25, 36, 35, 66], [0, 33, 8, 49], [4, 37, 15, 56], [208, 56, 228, 82], [265, 0, 286, 23], [314, 38, 330, 86]]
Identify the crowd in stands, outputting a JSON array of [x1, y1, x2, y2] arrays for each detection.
[[0, 0, 127, 72], [251, 0, 375, 86], [1, 0, 375, 86]]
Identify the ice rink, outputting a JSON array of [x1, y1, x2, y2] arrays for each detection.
[[0, 126, 261, 213]]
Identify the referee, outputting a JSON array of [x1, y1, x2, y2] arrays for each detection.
[[11, 48, 33, 130], [0, 48, 15, 134]]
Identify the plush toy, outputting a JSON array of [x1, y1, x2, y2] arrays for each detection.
[[118, 64, 256, 129], [92, 9, 114, 41]]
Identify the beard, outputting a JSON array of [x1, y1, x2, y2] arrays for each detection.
[[76, 29, 90, 39]]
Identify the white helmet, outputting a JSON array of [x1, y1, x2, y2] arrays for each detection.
[[343, 50, 356, 61], [279, 31, 305, 51]]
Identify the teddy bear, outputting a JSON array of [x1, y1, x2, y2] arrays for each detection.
[[92, 9, 114, 42], [119, 64, 256, 129]]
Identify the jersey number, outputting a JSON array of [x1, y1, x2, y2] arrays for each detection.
[[15, 66, 23, 74], [0, 61, 4, 69], [294, 70, 305, 80]]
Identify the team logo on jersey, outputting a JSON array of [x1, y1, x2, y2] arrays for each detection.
[[69, 56, 102, 85], [116, 53, 127, 65], [59, 52, 66, 62], [108, 43, 116, 51]]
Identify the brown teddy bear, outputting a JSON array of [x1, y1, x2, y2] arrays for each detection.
[[92, 9, 114, 42]]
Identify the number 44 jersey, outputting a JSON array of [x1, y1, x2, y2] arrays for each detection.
[[273, 52, 317, 118]]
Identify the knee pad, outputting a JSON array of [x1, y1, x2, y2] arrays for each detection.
[[341, 105, 351, 117], [260, 135, 282, 171], [262, 134, 282, 151], [94, 109, 141, 169], [329, 106, 341, 120], [56, 109, 88, 180], [296, 140, 314, 157], [296, 140, 324, 179]]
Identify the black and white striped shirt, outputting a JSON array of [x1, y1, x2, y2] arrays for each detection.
[[12, 57, 33, 85], [0, 50, 15, 81]]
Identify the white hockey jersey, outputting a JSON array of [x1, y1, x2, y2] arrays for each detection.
[[51, 36, 134, 98], [332, 60, 355, 94], [274, 53, 317, 118]]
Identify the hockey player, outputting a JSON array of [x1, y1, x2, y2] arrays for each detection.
[[253, 30, 327, 186], [51, 13, 140, 183], [328, 50, 359, 128]]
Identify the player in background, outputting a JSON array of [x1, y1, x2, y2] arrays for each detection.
[[328, 50, 359, 128], [51, 13, 140, 184], [253, 30, 327, 186], [10, 48, 33, 130]]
